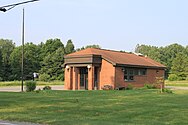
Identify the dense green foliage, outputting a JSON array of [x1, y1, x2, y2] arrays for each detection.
[[10, 43, 41, 80], [0, 38, 101, 81], [0, 39, 15, 81], [0, 38, 73, 81], [0, 90, 187, 125], [76, 44, 101, 51], [25, 81, 36, 92], [1, 37, 188, 81], [135, 43, 188, 80], [168, 74, 179, 81]]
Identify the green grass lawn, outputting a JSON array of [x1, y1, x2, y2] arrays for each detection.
[[0, 90, 188, 125], [165, 80, 188, 87], [0, 81, 64, 87]]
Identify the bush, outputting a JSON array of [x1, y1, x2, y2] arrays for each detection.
[[116, 87, 126, 90], [39, 73, 51, 82], [162, 88, 173, 94], [126, 84, 133, 90], [168, 74, 179, 81], [102, 85, 113, 90], [43, 86, 51, 90], [25, 81, 36, 92], [35, 89, 41, 93], [144, 84, 157, 89]]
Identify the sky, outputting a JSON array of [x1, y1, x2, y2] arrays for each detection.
[[0, 0, 188, 51]]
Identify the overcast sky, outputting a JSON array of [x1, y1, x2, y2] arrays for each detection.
[[0, 0, 188, 51]]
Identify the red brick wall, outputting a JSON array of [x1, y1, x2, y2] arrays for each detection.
[[99, 59, 115, 89], [65, 62, 165, 90], [64, 67, 73, 90], [88, 65, 94, 90], [115, 67, 165, 88]]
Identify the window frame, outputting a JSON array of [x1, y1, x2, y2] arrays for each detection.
[[124, 68, 147, 81]]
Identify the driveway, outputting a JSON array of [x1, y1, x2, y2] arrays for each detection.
[[0, 85, 64, 92], [165, 86, 188, 90]]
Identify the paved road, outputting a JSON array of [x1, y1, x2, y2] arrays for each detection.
[[0, 120, 41, 125], [0, 85, 64, 92], [165, 86, 188, 90]]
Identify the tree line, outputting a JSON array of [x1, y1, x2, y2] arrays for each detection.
[[135, 44, 188, 80], [0, 38, 100, 81], [1, 38, 187, 81]]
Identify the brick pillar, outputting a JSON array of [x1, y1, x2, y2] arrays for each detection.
[[88, 65, 94, 90], [64, 66, 71, 90], [73, 67, 78, 90], [78, 73, 80, 90], [97, 67, 101, 90]]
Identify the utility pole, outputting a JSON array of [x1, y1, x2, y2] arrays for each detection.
[[0, 0, 39, 92], [21, 8, 25, 92]]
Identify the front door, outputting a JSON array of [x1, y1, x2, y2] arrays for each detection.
[[80, 68, 88, 90]]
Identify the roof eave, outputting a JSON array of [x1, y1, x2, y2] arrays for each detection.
[[116, 63, 166, 69]]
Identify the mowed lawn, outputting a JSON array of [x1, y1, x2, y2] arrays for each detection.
[[0, 90, 188, 125]]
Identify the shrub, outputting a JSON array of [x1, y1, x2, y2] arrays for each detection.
[[116, 87, 126, 90], [162, 88, 173, 94], [43, 86, 51, 90], [144, 84, 157, 89], [168, 74, 178, 81], [126, 84, 133, 90], [102, 85, 113, 90], [39, 73, 51, 82], [25, 81, 36, 92], [35, 89, 41, 93]]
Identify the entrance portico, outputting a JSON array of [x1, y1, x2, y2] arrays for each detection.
[[64, 64, 99, 90], [64, 54, 102, 90]]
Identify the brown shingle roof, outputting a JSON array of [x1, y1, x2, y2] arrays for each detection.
[[66, 48, 166, 68]]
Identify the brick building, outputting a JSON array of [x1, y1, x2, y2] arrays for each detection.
[[64, 48, 166, 90]]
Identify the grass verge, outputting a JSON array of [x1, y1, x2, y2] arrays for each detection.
[[0, 90, 188, 125], [165, 80, 188, 87], [0, 81, 64, 87]]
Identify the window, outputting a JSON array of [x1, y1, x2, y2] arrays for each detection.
[[139, 69, 147, 75], [124, 68, 147, 81], [124, 68, 134, 81]]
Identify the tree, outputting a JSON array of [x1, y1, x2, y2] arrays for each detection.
[[76, 44, 101, 51], [9, 46, 21, 80], [186, 45, 188, 55], [171, 52, 188, 80], [65, 39, 75, 54], [40, 38, 64, 59], [135, 43, 188, 79], [0, 39, 15, 81], [160, 43, 186, 69], [0, 50, 3, 81], [40, 47, 65, 81], [134, 44, 161, 63], [39, 38, 66, 81], [10, 43, 41, 80]]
